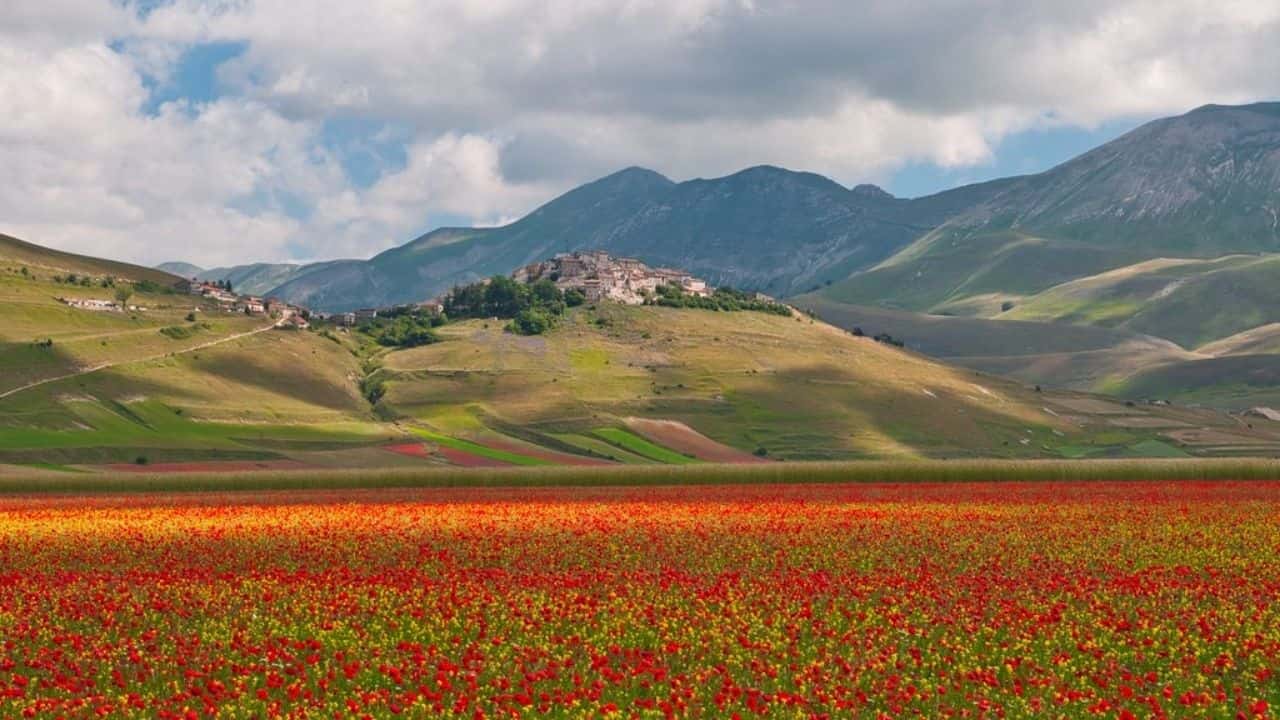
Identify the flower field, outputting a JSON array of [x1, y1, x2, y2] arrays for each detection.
[[1, 481, 1278, 718]]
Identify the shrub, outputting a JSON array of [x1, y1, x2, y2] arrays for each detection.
[[510, 308, 553, 336]]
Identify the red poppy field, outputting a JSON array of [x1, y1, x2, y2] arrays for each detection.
[[1, 480, 1278, 718]]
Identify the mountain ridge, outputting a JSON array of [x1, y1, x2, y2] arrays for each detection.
[[150, 101, 1280, 317]]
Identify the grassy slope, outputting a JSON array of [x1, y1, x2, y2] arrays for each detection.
[[0, 261, 397, 464], [0, 234, 180, 286], [376, 305, 1258, 460], [793, 295, 1198, 394], [809, 252, 1280, 410], [1109, 355, 1280, 410], [1004, 255, 1280, 348], [818, 230, 1149, 314], [1201, 324, 1280, 357], [0, 270, 274, 392]]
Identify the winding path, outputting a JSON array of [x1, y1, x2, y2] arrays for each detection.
[[0, 321, 280, 402]]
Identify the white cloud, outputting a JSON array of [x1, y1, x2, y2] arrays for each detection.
[[0, 0, 1277, 266]]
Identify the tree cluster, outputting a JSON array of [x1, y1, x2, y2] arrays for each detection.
[[443, 276, 579, 335], [648, 284, 792, 316], [52, 273, 111, 288], [360, 312, 446, 348]]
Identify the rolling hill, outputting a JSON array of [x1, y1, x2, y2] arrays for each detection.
[[2, 233, 182, 286], [369, 303, 1280, 460], [11, 235, 1279, 468]]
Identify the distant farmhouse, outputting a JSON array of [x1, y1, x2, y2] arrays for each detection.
[[512, 251, 710, 305], [58, 297, 124, 312]]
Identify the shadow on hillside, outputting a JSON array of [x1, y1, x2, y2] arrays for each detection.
[[194, 354, 363, 413], [692, 361, 1054, 457], [0, 340, 83, 400]]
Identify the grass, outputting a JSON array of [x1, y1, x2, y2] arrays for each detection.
[[379, 306, 1112, 461], [1123, 439, 1191, 458], [554, 433, 658, 464], [593, 427, 699, 464], [409, 428, 551, 466], [4, 459, 1280, 495]]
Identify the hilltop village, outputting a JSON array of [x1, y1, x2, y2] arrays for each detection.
[[512, 251, 710, 305], [331, 251, 724, 326]]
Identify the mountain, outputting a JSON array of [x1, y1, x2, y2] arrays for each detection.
[[819, 102, 1280, 313], [269, 105, 1280, 314], [157, 261, 315, 297], [259, 166, 1016, 311], [156, 261, 204, 278]]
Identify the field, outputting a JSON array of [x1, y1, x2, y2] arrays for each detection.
[[1, 475, 1279, 718]]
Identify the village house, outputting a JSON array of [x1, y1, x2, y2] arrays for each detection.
[[201, 285, 238, 305], [59, 297, 120, 312], [353, 308, 379, 322], [234, 297, 266, 314], [513, 251, 712, 305]]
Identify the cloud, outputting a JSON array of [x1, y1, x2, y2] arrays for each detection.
[[0, 0, 1278, 266]]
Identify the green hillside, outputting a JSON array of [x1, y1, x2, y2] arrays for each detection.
[[1004, 255, 1280, 348], [794, 295, 1197, 393], [8, 234, 1280, 468], [0, 234, 182, 286], [0, 251, 400, 469], [370, 304, 1276, 460]]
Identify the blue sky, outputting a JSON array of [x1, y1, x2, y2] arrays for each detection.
[[3, 1, 1277, 267], [887, 121, 1141, 198]]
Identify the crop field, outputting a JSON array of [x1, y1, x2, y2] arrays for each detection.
[[1, 475, 1279, 718]]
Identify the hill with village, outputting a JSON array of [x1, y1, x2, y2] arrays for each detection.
[[10, 235, 1280, 474], [149, 102, 1280, 412]]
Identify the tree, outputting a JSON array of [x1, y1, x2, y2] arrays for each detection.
[[510, 307, 552, 335], [483, 275, 525, 317], [531, 278, 561, 304], [114, 286, 134, 305], [564, 288, 586, 307]]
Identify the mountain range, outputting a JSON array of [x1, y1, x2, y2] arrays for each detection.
[[163, 102, 1280, 312], [153, 101, 1280, 408]]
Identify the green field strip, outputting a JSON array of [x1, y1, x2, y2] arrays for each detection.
[[592, 427, 699, 465], [409, 428, 552, 466], [553, 433, 659, 465], [1122, 439, 1192, 458], [18, 462, 89, 474]]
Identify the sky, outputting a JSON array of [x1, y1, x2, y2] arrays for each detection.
[[3, 1, 1279, 268]]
